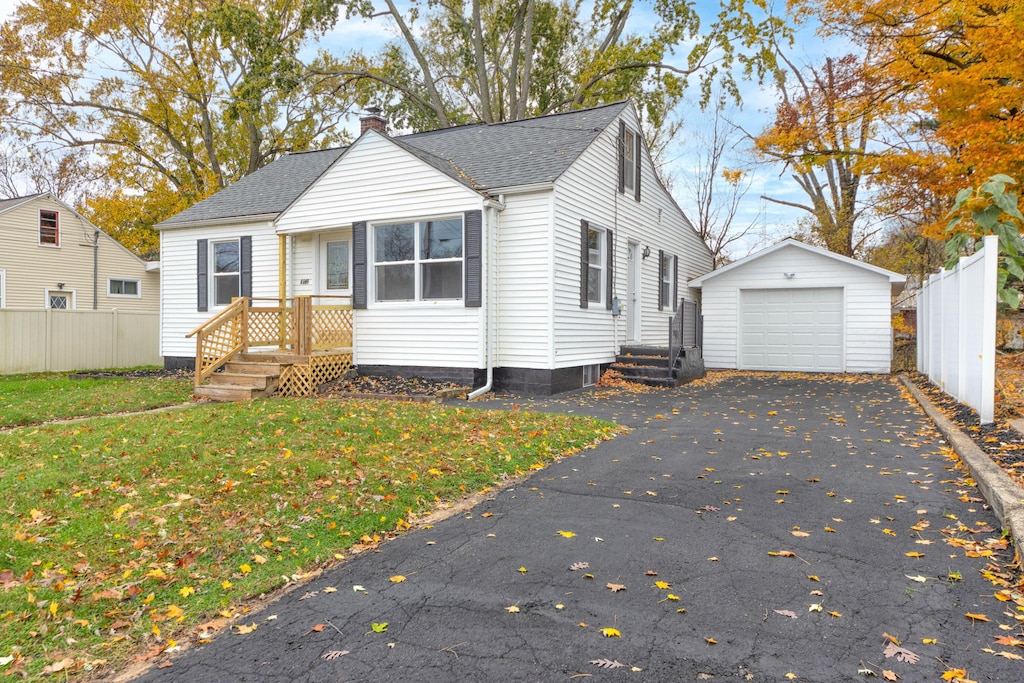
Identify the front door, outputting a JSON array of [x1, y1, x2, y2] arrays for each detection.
[[317, 232, 351, 299], [627, 241, 641, 341]]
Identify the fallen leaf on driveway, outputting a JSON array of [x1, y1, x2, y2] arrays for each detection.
[[606, 583, 626, 592], [506, 605, 520, 613], [774, 609, 797, 619], [600, 627, 621, 638], [234, 623, 258, 635], [557, 530, 577, 538], [322, 650, 349, 660], [965, 613, 989, 622], [883, 642, 920, 664], [590, 659, 625, 669]]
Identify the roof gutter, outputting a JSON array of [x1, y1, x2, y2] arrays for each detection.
[[468, 197, 505, 400], [154, 213, 279, 231]]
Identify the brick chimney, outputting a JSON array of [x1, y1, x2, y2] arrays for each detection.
[[360, 106, 388, 136]]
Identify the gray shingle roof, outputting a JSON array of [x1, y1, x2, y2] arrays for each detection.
[[397, 101, 629, 190], [158, 148, 346, 227], [0, 193, 44, 215], [157, 101, 630, 227]]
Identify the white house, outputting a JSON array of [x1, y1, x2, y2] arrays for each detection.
[[689, 239, 906, 373], [156, 101, 713, 395]]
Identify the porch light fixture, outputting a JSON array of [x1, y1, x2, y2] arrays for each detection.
[[57, 282, 65, 289], [642, 246, 651, 260]]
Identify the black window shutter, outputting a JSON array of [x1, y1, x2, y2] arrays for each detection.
[[353, 221, 367, 309], [605, 228, 614, 310], [197, 239, 208, 312], [658, 249, 665, 311], [634, 134, 642, 202], [464, 210, 482, 307], [239, 236, 252, 298], [580, 219, 589, 309], [617, 121, 626, 194], [672, 254, 679, 311]]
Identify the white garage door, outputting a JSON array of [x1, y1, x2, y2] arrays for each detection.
[[739, 288, 843, 372]]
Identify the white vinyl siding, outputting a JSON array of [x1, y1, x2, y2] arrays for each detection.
[[697, 244, 894, 373], [0, 195, 158, 312], [276, 132, 486, 369], [552, 108, 712, 368], [159, 220, 277, 358], [496, 190, 553, 369]]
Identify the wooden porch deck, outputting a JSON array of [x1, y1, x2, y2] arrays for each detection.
[[187, 296, 353, 400]]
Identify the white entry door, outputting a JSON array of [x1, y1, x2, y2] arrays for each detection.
[[627, 242, 641, 341], [318, 232, 351, 297], [739, 288, 843, 372]]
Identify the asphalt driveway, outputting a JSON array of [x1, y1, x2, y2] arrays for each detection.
[[134, 374, 1021, 682]]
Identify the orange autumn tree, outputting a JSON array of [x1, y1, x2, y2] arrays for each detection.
[[790, 0, 1024, 239]]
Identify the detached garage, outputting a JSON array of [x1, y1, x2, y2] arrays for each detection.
[[689, 239, 905, 373]]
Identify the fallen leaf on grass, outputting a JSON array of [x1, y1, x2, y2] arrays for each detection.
[[883, 642, 920, 664], [322, 650, 349, 660], [590, 659, 625, 669]]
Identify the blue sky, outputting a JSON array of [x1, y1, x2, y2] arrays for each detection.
[[0, 0, 836, 257]]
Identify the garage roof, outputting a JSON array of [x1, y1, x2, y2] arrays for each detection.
[[689, 238, 906, 294]]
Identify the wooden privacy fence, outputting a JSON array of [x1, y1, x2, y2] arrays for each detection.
[[0, 309, 160, 374], [917, 234, 998, 423]]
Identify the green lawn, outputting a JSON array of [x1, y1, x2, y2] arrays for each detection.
[[0, 397, 618, 678], [0, 371, 194, 428]]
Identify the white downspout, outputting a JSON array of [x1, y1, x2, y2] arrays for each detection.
[[469, 198, 503, 399]]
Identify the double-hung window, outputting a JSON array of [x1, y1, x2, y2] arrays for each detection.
[[659, 251, 676, 311], [587, 226, 605, 305], [580, 219, 613, 310], [39, 209, 59, 246], [374, 217, 463, 302], [212, 239, 241, 306], [618, 122, 642, 201]]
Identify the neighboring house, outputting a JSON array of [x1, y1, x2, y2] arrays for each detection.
[[0, 193, 159, 312], [156, 101, 713, 395], [689, 238, 906, 373]]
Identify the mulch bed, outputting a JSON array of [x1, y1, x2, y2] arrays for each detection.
[[319, 375, 469, 401], [909, 372, 1024, 486], [68, 368, 191, 379]]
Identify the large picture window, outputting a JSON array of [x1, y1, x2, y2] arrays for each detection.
[[374, 217, 463, 302], [212, 240, 240, 306]]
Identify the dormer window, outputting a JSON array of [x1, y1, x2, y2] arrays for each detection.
[[618, 122, 642, 201], [39, 209, 59, 246]]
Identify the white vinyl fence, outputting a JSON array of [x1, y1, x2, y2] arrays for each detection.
[[0, 309, 160, 374], [917, 234, 998, 423]]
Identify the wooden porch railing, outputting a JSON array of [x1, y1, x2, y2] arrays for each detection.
[[186, 295, 353, 387]]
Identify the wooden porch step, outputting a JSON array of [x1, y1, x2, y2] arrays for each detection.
[[209, 372, 276, 390], [223, 360, 284, 376], [237, 351, 306, 364]]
